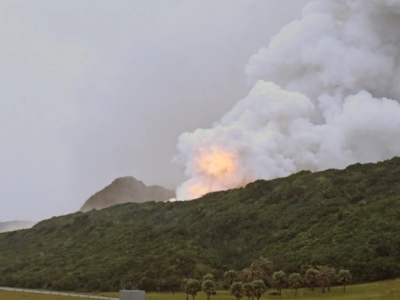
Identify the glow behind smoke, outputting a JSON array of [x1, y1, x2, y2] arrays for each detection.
[[175, 0, 400, 200], [186, 146, 238, 199]]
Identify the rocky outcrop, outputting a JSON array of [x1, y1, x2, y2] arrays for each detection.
[[80, 176, 175, 212]]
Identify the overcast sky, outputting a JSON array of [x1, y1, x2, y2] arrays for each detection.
[[0, 0, 309, 222]]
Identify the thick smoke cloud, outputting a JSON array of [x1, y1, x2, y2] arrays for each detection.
[[175, 0, 400, 200]]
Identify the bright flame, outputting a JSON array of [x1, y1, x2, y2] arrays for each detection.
[[180, 145, 239, 199], [193, 146, 237, 177]]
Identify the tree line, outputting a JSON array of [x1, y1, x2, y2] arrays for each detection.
[[181, 273, 216, 300], [182, 257, 352, 299]]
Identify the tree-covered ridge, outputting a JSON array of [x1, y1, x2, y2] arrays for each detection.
[[1, 157, 400, 292]]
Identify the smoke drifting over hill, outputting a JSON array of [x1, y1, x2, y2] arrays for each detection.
[[175, 0, 400, 200]]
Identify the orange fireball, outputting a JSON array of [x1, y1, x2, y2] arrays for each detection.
[[182, 145, 239, 199], [193, 145, 237, 177]]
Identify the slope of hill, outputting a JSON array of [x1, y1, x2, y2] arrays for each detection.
[[0, 221, 36, 233], [1, 158, 400, 292], [80, 176, 175, 212]]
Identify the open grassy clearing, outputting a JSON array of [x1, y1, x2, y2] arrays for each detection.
[[0, 290, 74, 300], [0, 289, 116, 300], [2, 279, 399, 300]]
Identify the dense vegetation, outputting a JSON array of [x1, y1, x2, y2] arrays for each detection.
[[1, 158, 400, 292]]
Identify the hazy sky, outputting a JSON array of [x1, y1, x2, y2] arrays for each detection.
[[0, 0, 309, 222]]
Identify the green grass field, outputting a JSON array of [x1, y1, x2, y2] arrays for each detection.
[[1, 280, 399, 300]]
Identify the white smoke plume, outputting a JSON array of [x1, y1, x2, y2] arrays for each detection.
[[174, 0, 400, 200]]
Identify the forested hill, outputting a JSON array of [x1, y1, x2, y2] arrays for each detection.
[[1, 158, 400, 292]]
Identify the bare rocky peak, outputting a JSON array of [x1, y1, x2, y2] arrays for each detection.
[[0, 220, 36, 233], [80, 176, 175, 212]]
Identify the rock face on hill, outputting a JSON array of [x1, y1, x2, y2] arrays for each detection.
[[80, 176, 175, 212], [0, 221, 36, 233]]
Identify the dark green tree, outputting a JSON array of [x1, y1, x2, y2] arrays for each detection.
[[252, 280, 267, 300], [289, 273, 303, 297], [202, 273, 215, 282], [243, 267, 263, 282], [304, 268, 318, 291], [201, 279, 216, 300], [327, 267, 336, 292], [224, 270, 238, 286], [242, 283, 255, 300], [315, 266, 331, 293], [272, 271, 286, 296], [181, 278, 189, 300], [186, 279, 201, 300], [337, 270, 352, 293], [166, 275, 180, 294], [231, 282, 243, 300], [252, 257, 273, 276]]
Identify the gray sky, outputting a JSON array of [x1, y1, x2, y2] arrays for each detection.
[[0, 0, 309, 222]]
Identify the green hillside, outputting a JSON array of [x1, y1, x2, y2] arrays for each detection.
[[1, 158, 400, 292]]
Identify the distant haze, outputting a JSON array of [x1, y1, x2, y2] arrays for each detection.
[[0, 221, 36, 233], [0, 0, 308, 221]]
